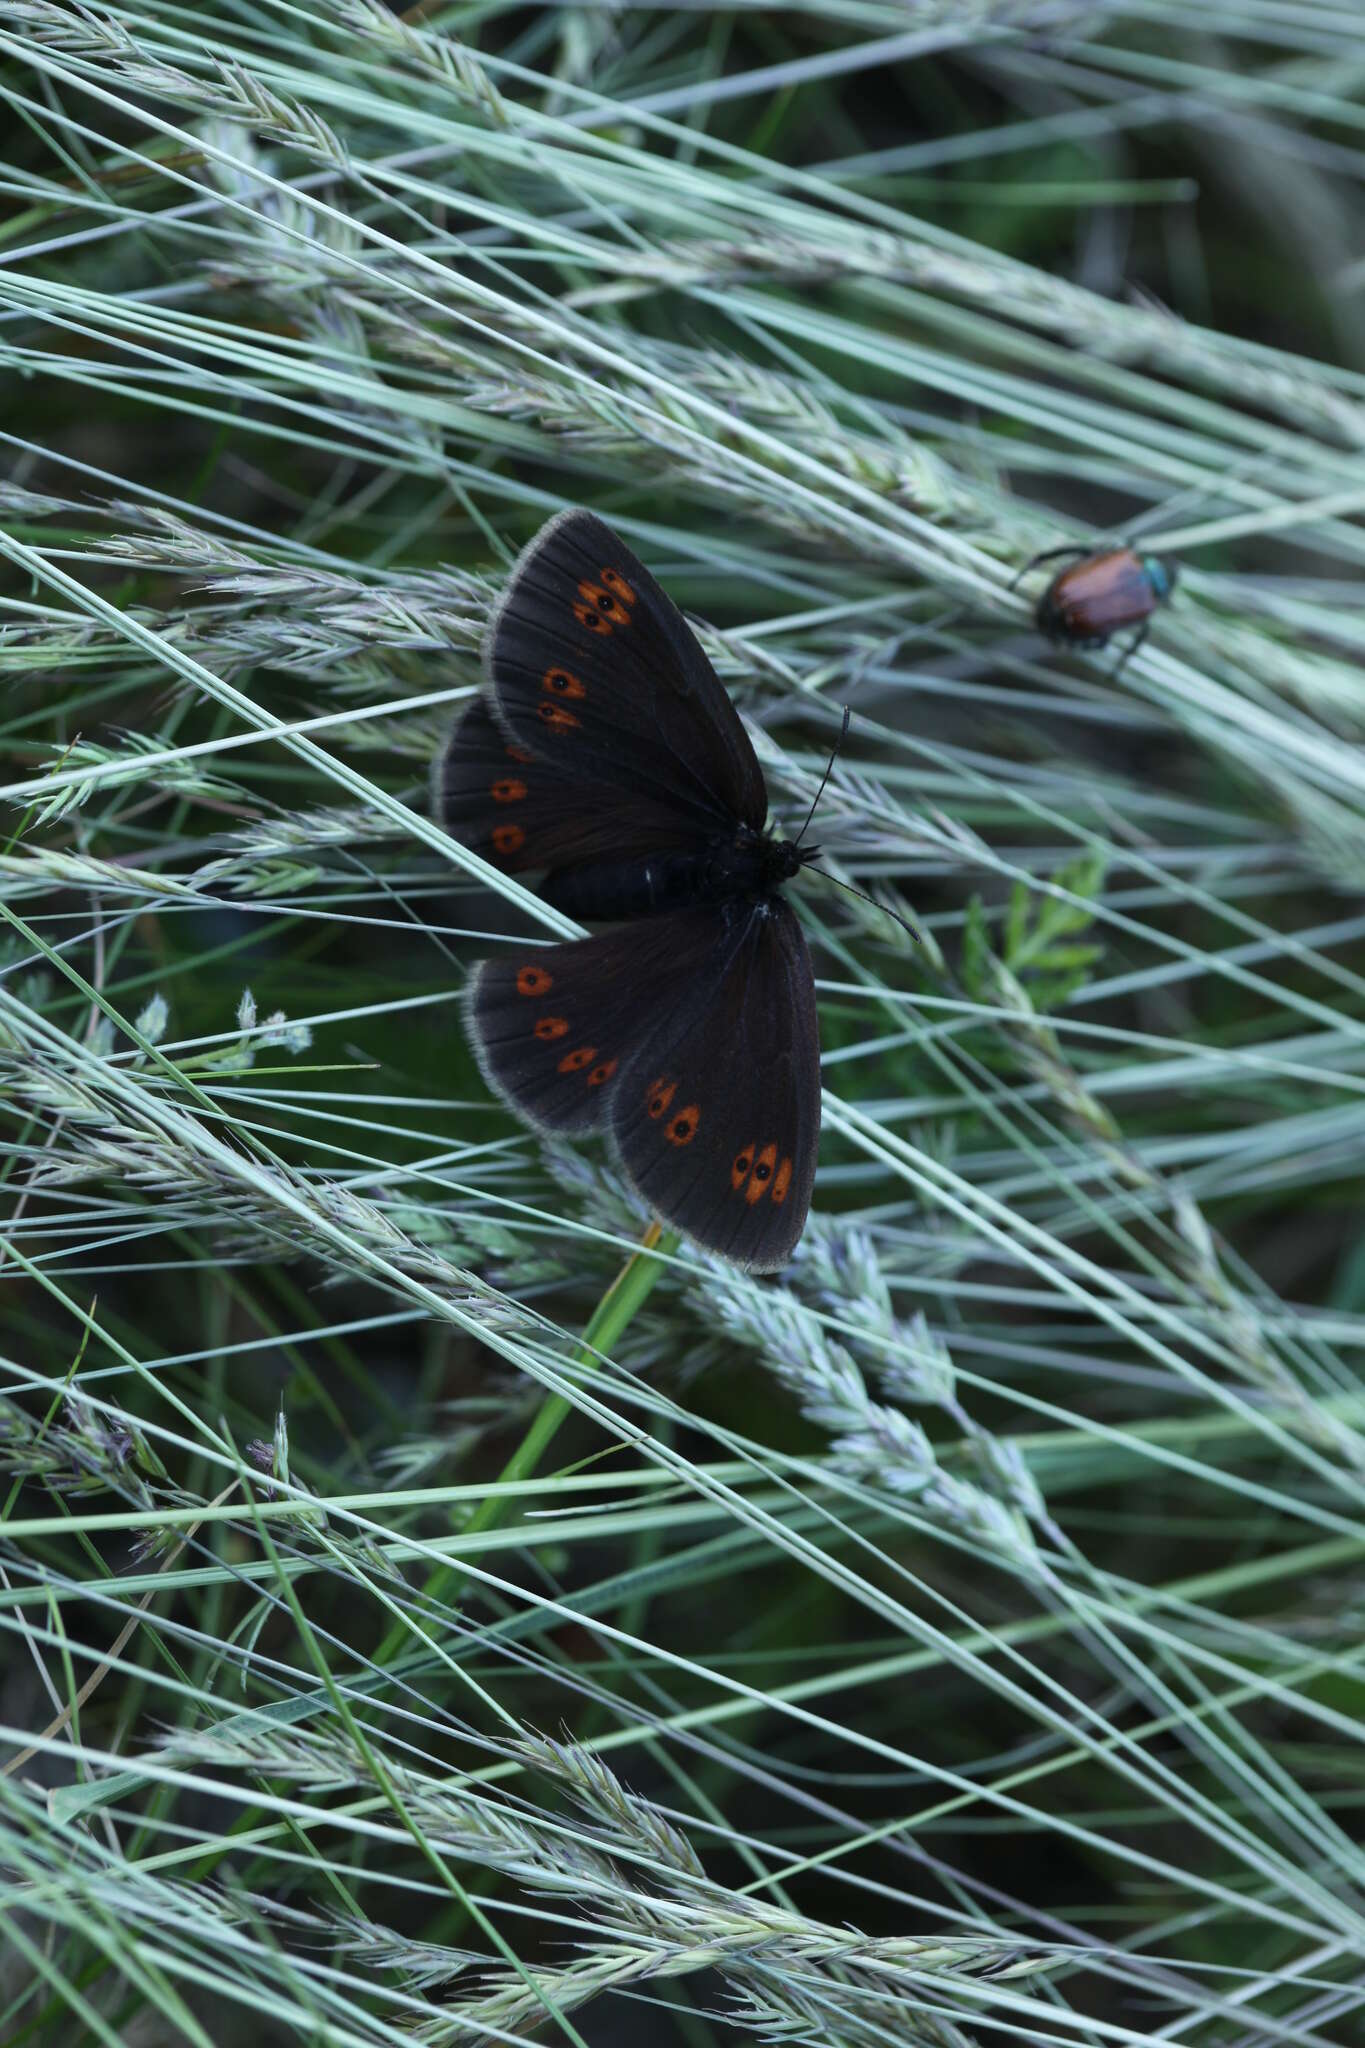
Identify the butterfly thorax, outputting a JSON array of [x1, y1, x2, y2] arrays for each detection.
[[541, 825, 809, 922]]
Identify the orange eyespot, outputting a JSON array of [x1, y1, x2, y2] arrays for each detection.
[[771, 1157, 793, 1206], [538, 702, 580, 731], [506, 743, 534, 764], [666, 1106, 700, 1147], [731, 1146, 755, 1192], [575, 580, 630, 630], [745, 1142, 779, 1205], [534, 1015, 569, 1041], [600, 566, 636, 606], [491, 778, 527, 803], [587, 1059, 617, 1087], [516, 965, 553, 997], [646, 1078, 676, 1119], [557, 1045, 597, 1074], [492, 823, 525, 854], [542, 666, 586, 700]]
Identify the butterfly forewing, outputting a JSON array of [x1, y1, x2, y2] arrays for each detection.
[[485, 510, 768, 831], [611, 899, 820, 1271], [438, 699, 711, 878]]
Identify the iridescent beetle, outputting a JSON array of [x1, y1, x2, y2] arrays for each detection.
[[1015, 546, 1177, 672]]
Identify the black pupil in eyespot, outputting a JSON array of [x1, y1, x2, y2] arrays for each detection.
[[755, 1162, 770, 1180], [598, 593, 612, 609]]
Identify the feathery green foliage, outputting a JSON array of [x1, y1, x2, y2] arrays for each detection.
[[3, 3, 1365, 2045]]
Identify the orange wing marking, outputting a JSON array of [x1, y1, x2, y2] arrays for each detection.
[[543, 666, 586, 700], [574, 579, 632, 633], [745, 1142, 779, 1205], [733, 1139, 792, 1205]]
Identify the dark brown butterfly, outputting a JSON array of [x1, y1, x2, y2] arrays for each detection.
[[436, 509, 821, 1271]]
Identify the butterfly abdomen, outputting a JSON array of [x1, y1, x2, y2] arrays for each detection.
[[542, 830, 801, 921]]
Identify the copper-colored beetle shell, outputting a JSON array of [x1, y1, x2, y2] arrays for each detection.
[[1035, 549, 1176, 647]]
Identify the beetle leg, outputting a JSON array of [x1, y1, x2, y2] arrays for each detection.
[[1009, 544, 1087, 591], [1110, 622, 1148, 678]]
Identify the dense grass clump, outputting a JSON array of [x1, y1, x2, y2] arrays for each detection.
[[4, 3, 1365, 2044]]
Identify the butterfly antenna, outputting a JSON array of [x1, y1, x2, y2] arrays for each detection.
[[807, 866, 923, 947], [794, 704, 851, 847]]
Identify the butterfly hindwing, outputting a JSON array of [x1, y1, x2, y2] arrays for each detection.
[[437, 699, 710, 878], [485, 510, 769, 831], [610, 898, 820, 1272], [469, 902, 820, 1267], [468, 914, 711, 1137]]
